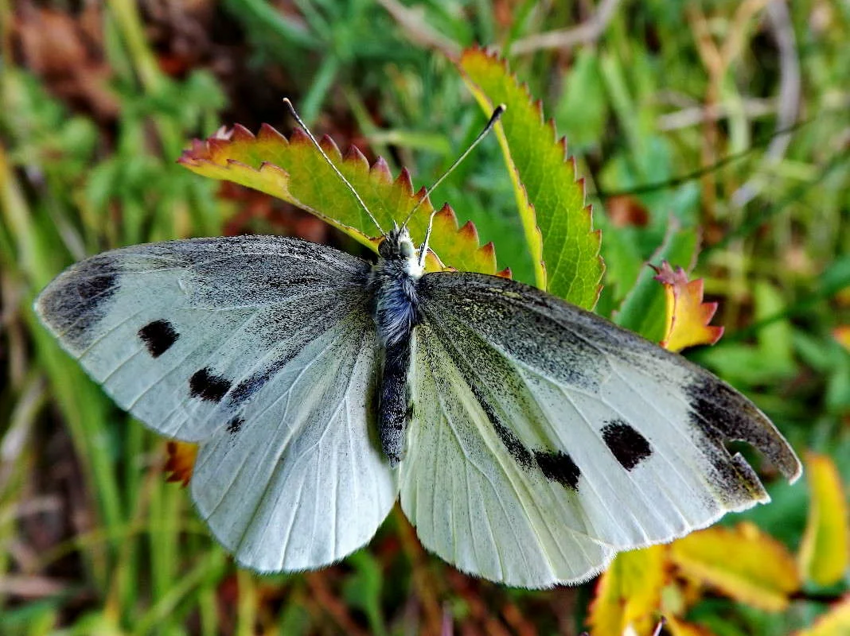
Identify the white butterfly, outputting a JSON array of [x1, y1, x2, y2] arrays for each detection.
[[34, 103, 801, 588]]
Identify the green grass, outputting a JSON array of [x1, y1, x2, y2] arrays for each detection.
[[1, 1, 848, 634]]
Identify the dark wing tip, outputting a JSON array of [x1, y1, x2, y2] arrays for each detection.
[[686, 377, 802, 484], [33, 256, 121, 351]]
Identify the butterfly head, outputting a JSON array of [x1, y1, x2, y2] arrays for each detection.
[[378, 226, 423, 278]]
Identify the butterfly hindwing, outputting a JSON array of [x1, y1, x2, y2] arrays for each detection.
[[404, 324, 614, 587], [401, 271, 801, 588], [191, 310, 397, 571]]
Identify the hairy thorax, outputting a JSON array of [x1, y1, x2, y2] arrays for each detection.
[[368, 228, 423, 347]]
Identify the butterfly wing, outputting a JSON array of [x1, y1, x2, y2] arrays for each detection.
[[36, 236, 397, 570], [191, 307, 397, 571], [402, 271, 801, 588]]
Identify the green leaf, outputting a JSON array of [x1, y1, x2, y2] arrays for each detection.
[[458, 46, 602, 309], [178, 125, 501, 275], [554, 50, 608, 151], [343, 552, 387, 636], [697, 282, 798, 385], [754, 283, 796, 375], [595, 211, 643, 306]]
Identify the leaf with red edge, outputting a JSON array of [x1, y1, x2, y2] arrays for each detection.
[[164, 441, 198, 487], [178, 124, 500, 276], [652, 261, 724, 352], [587, 545, 667, 636], [458, 46, 603, 309]]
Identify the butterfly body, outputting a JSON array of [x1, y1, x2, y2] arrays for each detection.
[[369, 227, 422, 464]]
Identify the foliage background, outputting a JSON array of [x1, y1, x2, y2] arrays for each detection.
[[1, 0, 848, 634]]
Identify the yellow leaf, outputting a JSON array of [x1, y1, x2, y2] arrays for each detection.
[[834, 326, 850, 352], [588, 545, 667, 636], [796, 596, 850, 636], [653, 262, 723, 352], [799, 452, 849, 586], [666, 617, 717, 636], [670, 523, 800, 611], [164, 440, 198, 487]]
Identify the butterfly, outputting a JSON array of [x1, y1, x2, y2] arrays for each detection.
[[34, 101, 801, 588]]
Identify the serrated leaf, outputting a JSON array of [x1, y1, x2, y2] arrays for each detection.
[[795, 596, 850, 636], [588, 545, 667, 636], [458, 46, 602, 309], [653, 262, 724, 352], [178, 124, 500, 275], [799, 452, 849, 586], [615, 222, 700, 341], [670, 523, 800, 612]]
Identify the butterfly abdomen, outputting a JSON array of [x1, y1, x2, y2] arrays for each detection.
[[370, 229, 422, 464]]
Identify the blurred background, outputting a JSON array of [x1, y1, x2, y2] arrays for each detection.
[[1, 1, 848, 634]]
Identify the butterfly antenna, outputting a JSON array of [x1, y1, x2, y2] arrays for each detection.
[[282, 98, 385, 236], [408, 104, 506, 268]]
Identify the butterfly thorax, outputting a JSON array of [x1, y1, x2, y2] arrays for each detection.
[[370, 227, 422, 347], [369, 227, 422, 465]]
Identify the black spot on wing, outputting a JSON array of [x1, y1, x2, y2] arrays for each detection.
[[138, 319, 179, 358], [226, 417, 244, 434], [601, 420, 652, 470], [534, 450, 581, 490], [189, 368, 231, 403]]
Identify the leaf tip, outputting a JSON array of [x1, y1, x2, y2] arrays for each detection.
[[458, 219, 480, 244], [371, 156, 393, 183], [231, 123, 255, 142], [290, 127, 311, 147], [258, 123, 287, 143], [321, 135, 343, 162], [396, 167, 414, 196]]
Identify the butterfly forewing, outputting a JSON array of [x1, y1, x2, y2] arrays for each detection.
[[401, 271, 801, 588], [35, 237, 370, 441]]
